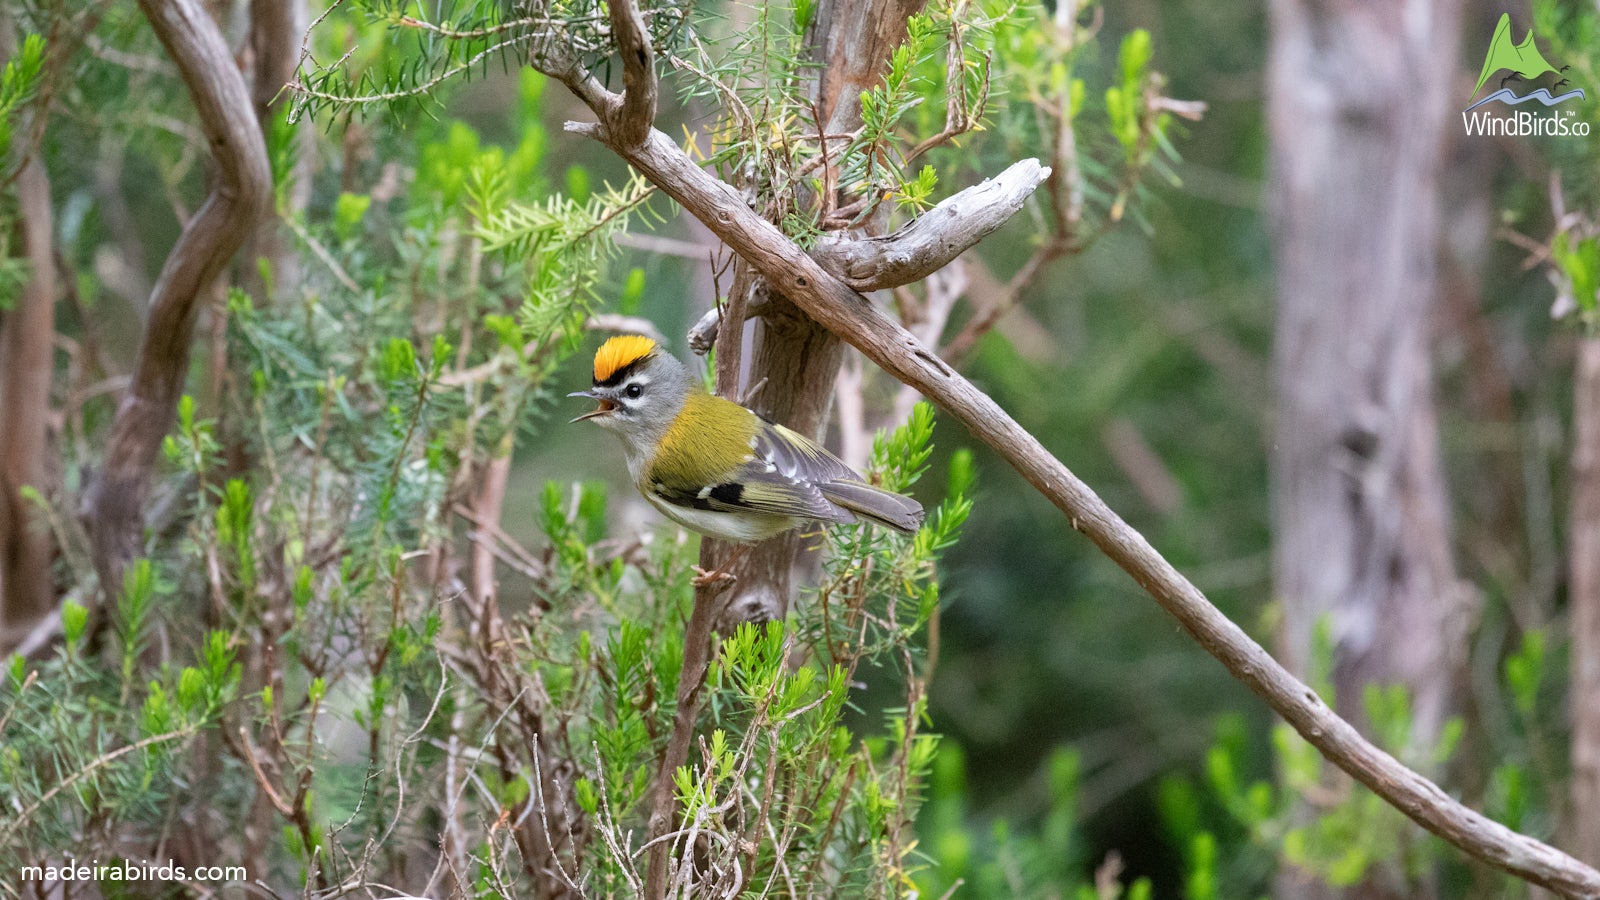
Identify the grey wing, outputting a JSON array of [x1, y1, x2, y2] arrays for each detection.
[[752, 421, 860, 481], [818, 480, 924, 534], [755, 421, 924, 533]]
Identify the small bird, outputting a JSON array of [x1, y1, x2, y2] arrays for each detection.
[[570, 335, 925, 544]]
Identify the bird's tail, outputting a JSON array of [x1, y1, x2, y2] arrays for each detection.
[[820, 481, 925, 535]]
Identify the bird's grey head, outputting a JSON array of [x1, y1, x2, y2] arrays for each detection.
[[569, 337, 694, 453]]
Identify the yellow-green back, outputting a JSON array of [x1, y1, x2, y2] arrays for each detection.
[[648, 390, 761, 490]]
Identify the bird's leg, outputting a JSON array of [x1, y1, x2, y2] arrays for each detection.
[[691, 565, 733, 588], [691, 542, 755, 588]]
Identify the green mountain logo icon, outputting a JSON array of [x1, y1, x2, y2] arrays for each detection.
[[1472, 13, 1564, 96], [1464, 13, 1583, 113]]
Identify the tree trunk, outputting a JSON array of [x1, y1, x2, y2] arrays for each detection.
[[1572, 337, 1600, 867], [712, 0, 926, 628], [0, 152, 57, 632], [1268, 0, 1464, 895]]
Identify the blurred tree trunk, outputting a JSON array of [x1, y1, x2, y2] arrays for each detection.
[[0, 0, 58, 633], [245, 0, 306, 295], [1572, 337, 1600, 867], [1267, 0, 1464, 896], [710, 0, 924, 628], [0, 152, 57, 633]]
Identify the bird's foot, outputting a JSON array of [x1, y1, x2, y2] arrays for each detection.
[[692, 565, 737, 589]]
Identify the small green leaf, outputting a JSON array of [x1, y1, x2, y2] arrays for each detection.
[[177, 667, 206, 712], [575, 777, 599, 815], [1119, 29, 1153, 87], [380, 338, 417, 381], [61, 600, 88, 646], [1505, 629, 1546, 719]]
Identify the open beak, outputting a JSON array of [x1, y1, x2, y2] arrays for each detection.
[[568, 390, 617, 423]]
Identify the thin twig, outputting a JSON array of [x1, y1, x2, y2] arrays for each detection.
[[396, 14, 557, 39], [286, 36, 529, 114], [283, 214, 360, 293], [1, 728, 196, 844], [644, 558, 734, 899], [238, 727, 295, 817]]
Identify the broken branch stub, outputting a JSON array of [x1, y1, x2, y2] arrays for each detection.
[[810, 158, 1051, 291]]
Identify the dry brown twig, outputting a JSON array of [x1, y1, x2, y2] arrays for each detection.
[[527, 0, 1600, 894]]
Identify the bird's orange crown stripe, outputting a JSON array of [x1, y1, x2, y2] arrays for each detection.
[[594, 335, 658, 383]]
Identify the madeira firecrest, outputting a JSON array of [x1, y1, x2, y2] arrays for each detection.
[[570, 335, 924, 543]]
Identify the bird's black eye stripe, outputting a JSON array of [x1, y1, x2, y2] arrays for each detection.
[[625, 383, 643, 398]]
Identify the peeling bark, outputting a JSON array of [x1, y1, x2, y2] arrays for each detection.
[[811, 159, 1049, 291]]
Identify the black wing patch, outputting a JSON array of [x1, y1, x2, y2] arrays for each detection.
[[652, 476, 848, 523], [708, 482, 744, 506], [658, 482, 746, 511]]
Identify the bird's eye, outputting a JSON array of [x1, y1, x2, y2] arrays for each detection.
[[625, 383, 643, 399]]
